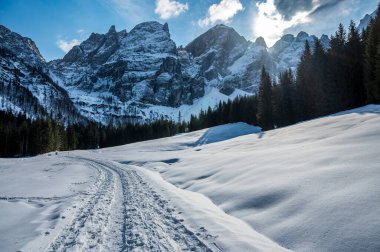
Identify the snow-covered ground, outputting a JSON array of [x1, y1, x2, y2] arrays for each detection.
[[1, 105, 380, 251]]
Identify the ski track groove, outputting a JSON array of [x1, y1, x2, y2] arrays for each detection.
[[45, 157, 215, 252]]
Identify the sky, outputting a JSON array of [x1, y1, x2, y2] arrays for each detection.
[[0, 0, 377, 61]]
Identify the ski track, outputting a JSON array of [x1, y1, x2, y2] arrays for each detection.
[[46, 157, 215, 252]]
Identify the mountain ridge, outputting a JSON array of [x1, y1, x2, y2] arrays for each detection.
[[0, 11, 374, 125]]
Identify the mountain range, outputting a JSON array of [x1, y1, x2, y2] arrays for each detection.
[[0, 11, 374, 125]]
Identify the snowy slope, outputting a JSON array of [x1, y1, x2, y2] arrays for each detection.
[[0, 25, 84, 123], [0, 130, 287, 251], [92, 105, 380, 251], [2, 105, 379, 251]]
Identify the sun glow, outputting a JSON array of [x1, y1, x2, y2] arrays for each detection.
[[253, 0, 318, 47]]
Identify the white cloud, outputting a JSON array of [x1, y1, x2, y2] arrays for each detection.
[[198, 0, 244, 27], [57, 39, 81, 53], [103, 0, 150, 23], [76, 29, 85, 34], [253, 0, 319, 47], [155, 0, 188, 19]]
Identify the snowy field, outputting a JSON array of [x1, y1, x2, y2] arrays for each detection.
[[1, 105, 380, 251]]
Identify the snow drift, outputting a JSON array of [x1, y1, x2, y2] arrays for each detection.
[[1, 105, 380, 251], [99, 105, 380, 251]]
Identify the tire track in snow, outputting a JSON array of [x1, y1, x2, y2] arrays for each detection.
[[46, 157, 215, 251], [90, 159, 214, 252], [46, 159, 125, 251]]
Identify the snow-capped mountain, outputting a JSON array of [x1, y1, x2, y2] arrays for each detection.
[[48, 22, 330, 124], [49, 22, 205, 124], [1, 11, 373, 125], [0, 25, 84, 124], [358, 10, 376, 31]]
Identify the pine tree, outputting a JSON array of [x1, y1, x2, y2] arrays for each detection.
[[312, 38, 328, 116], [363, 4, 380, 103], [275, 69, 295, 126], [257, 66, 273, 130], [346, 20, 366, 108], [295, 40, 312, 120], [327, 23, 347, 113]]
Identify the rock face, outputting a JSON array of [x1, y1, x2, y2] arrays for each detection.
[[0, 25, 84, 124], [0, 20, 337, 125], [186, 24, 249, 81], [49, 22, 205, 124]]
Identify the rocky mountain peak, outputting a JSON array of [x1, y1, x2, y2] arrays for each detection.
[[0, 25, 45, 65], [130, 21, 169, 35], [281, 34, 295, 43], [163, 22, 169, 32], [186, 24, 248, 58], [358, 11, 376, 31], [254, 37, 267, 48], [107, 25, 116, 34], [296, 31, 309, 41]]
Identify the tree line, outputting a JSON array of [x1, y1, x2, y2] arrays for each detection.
[[0, 111, 186, 157]]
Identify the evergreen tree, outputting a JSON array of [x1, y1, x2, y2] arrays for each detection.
[[346, 20, 366, 108], [327, 24, 347, 113], [274, 69, 295, 126], [257, 66, 273, 130], [296, 40, 312, 120], [311, 38, 328, 116], [363, 4, 380, 103]]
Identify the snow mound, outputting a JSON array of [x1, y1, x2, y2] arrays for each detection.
[[98, 104, 380, 252], [193, 122, 261, 146]]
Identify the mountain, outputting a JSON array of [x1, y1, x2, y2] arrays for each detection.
[[49, 22, 205, 124], [0, 22, 329, 125], [6, 11, 378, 125], [358, 10, 376, 31], [48, 22, 330, 124], [0, 25, 84, 124]]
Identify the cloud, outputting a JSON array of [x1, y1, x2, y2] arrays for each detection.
[[102, 0, 151, 23], [274, 0, 314, 20], [76, 29, 86, 34], [273, 0, 348, 20], [57, 39, 81, 53], [253, 0, 318, 46], [198, 0, 244, 27], [155, 0, 188, 20], [310, 0, 348, 16]]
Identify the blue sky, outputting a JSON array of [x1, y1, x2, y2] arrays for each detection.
[[0, 0, 377, 61]]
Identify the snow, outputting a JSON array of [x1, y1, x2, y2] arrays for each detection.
[[228, 44, 266, 74], [93, 105, 380, 251], [1, 105, 380, 251], [0, 155, 96, 251]]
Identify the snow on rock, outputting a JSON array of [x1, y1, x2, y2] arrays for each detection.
[[358, 10, 376, 31], [0, 25, 84, 124], [5, 10, 380, 125], [0, 22, 332, 125]]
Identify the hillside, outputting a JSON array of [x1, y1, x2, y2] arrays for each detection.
[[1, 105, 379, 251]]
